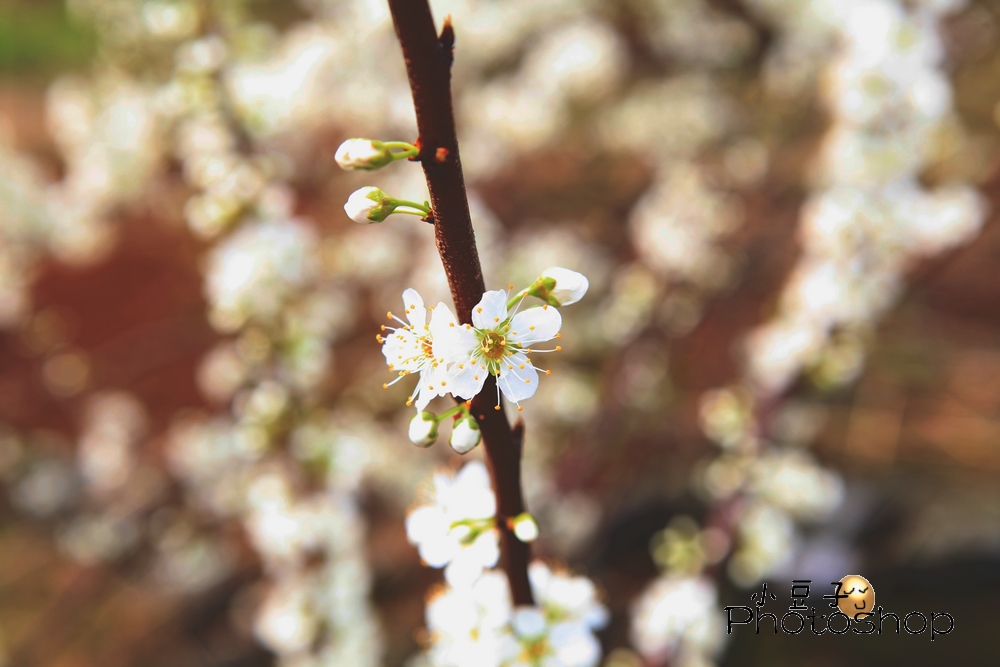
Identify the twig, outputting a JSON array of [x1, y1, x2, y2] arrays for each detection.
[[386, 0, 534, 606]]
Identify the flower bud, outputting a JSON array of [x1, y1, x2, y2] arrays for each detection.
[[335, 138, 394, 171], [345, 186, 392, 224], [538, 267, 589, 306], [449, 416, 482, 454], [510, 512, 539, 543], [408, 411, 439, 447]]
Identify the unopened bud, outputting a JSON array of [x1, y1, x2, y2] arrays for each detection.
[[536, 267, 589, 306], [408, 411, 439, 447], [335, 138, 394, 171], [345, 186, 392, 224], [509, 512, 539, 543], [449, 416, 482, 454]]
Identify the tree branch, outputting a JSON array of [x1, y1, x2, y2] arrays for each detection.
[[386, 0, 534, 606]]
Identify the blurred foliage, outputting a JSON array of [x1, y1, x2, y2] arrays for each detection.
[[0, 2, 95, 74]]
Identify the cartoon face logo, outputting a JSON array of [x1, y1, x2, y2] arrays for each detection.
[[838, 575, 875, 619]]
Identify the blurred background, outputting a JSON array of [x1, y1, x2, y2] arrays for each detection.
[[1, 0, 998, 665]]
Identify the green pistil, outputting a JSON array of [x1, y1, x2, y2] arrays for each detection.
[[474, 322, 521, 375], [449, 517, 496, 545]]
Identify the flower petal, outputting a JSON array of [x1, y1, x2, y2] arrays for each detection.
[[430, 304, 477, 363], [405, 506, 448, 544], [447, 360, 488, 400], [541, 267, 590, 306], [472, 290, 508, 329], [419, 533, 460, 568], [382, 329, 423, 371], [412, 372, 436, 411], [498, 353, 539, 403], [402, 288, 426, 328], [414, 363, 456, 411], [509, 305, 562, 345]]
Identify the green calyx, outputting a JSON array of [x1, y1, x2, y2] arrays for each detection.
[[526, 276, 560, 306], [366, 189, 431, 222], [506, 276, 559, 310]]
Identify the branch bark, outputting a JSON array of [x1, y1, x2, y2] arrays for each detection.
[[386, 0, 534, 606]]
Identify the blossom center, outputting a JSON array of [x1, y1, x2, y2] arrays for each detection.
[[522, 638, 550, 661], [480, 330, 508, 361]]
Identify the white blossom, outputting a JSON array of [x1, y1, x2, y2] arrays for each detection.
[[425, 572, 512, 667], [422, 562, 609, 667], [442, 290, 561, 410], [405, 462, 499, 587], [205, 218, 316, 329], [631, 575, 723, 664], [380, 288, 467, 411], [749, 450, 844, 519], [254, 577, 319, 654]]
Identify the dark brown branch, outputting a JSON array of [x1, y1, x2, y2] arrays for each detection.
[[387, 0, 534, 606]]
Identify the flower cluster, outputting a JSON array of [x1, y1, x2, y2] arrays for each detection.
[[422, 563, 609, 667], [406, 462, 501, 587], [631, 575, 723, 666], [379, 268, 588, 422]]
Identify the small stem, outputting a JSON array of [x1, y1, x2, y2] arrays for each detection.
[[506, 289, 529, 311], [391, 208, 429, 217], [436, 403, 468, 421], [391, 198, 431, 214], [383, 141, 420, 160]]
